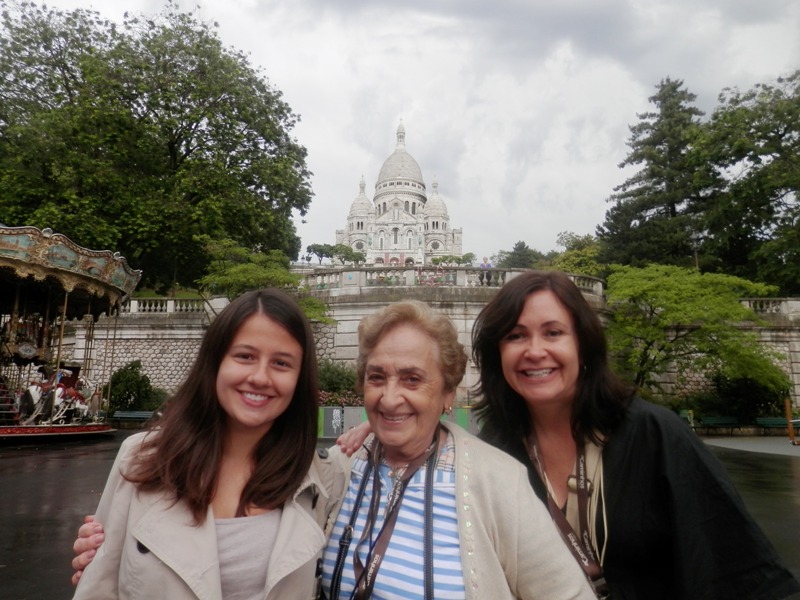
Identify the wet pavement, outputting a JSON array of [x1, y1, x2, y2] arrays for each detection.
[[1, 431, 798, 600]]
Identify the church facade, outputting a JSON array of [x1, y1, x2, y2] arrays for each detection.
[[335, 122, 462, 265]]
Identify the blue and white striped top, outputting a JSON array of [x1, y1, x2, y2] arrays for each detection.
[[321, 433, 466, 599]]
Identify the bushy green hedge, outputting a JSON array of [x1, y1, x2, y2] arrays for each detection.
[[106, 360, 166, 415], [317, 359, 361, 406]]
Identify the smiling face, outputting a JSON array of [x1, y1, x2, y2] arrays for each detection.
[[363, 324, 454, 466], [499, 290, 580, 416], [215, 312, 303, 440]]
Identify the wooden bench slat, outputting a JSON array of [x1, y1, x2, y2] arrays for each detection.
[[112, 410, 154, 421], [697, 416, 741, 434]]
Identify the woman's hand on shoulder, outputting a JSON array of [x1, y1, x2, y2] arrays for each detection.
[[71, 515, 104, 586], [336, 420, 372, 456]]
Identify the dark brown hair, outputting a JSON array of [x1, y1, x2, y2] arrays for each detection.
[[127, 289, 319, 523], [472, 271, 632, 462]]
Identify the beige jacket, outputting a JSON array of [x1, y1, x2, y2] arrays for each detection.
[[73, 432, 344, 600], [329, 423, 596, 599]]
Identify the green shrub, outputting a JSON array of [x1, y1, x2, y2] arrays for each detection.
[[318, 359, 357, 394], [674, 389, 723, 417], [711, 373, 789, 423], [106, 360, 163, 415]]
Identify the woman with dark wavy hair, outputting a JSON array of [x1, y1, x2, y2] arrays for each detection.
[[72, 289, 341, 600], [472, 270, 799, 600]]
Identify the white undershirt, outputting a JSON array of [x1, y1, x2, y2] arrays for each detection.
[[215, 509, 282, 600]]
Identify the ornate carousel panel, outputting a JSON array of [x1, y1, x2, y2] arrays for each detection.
[[0, 226, 141, 435]]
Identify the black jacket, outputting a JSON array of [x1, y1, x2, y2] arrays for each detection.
[[522, 398, 800, 600]]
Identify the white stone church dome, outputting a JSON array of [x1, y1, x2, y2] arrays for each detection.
[[349, 176, 374, 216], [376, 122, 424, 185], [424, 178, 448, 217]]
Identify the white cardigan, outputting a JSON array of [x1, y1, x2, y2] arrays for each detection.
[[329, 422, 596, 600]]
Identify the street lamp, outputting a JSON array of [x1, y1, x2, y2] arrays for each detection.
[[690, 231, 702, 270]]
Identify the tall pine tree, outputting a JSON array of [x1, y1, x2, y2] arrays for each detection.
[[597, 78, 706, 267]]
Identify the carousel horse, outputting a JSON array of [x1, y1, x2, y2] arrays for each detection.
[[22, 379, 87, 424]]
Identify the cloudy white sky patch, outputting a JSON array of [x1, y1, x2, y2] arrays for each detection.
[[41, 0, 800, 260]]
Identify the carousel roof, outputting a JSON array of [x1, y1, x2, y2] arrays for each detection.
[[0, 226, 142, 322]]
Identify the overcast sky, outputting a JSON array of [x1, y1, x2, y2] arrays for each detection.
[[44, 0, 800, 260]]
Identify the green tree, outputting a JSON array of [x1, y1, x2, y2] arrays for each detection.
[[317, 359, 357, 394], [196, 236, 300, 300], [0, 2, 312, 291], [458, 252, 476, 266], [306, 243, 334, 264], [605, 265, 783, 396], [494, 241, 544, 268], [597, 78, 707, 268], [107, 360, 163, 414], [696, 70, 800, 294], [551, 231, 604, 277], [431, 255, 462, 266], [331, 243, 365, 265], [197, 236, 333, 323]]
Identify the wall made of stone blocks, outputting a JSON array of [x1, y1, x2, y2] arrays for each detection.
[[68, 313, 207, 394], [55, 294, 800, 410], [655, 326, 800, 409]]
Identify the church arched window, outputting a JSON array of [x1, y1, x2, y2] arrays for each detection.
[[404, 201, 409, 212], [412, 203, 416, 215], [393, 228, 399, 245]]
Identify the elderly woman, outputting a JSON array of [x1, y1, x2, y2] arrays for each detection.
[[321, 300, 594, 599]]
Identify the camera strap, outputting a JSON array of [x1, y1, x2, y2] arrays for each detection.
[[527, 433, 610, 599]]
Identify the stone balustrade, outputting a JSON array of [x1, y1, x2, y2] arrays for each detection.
[[71, 274, 799, 407], [741, 298, 800, 321]]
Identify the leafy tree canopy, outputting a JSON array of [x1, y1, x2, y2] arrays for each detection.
[[196, 236, 300, 299], [597, 78, 708, 268], [0, 1, 312, 291], [696, 69, 800, 293], [551, 231, 604, 277], [430, 253, 475, 266], [196, 235, 332, 323], [306, 243, 334, 264], [605, 264, 783, 395], [331, 243, 365, 265], [494, 241, 550, 269]]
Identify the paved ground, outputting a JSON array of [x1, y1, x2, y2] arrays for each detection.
[[702, 435, 800, 457]]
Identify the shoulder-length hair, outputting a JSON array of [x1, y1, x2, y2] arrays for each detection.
[[472, 271, 632, 460], [127, 288, 319, 523], [356, 300, 467, 393]]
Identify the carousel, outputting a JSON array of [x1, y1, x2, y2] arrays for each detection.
[[0, 225, 141, 440]]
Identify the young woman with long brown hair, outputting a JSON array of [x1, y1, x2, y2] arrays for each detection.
[[72, 289, 341, 600]]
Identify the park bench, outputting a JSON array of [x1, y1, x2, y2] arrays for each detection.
[[697, 416, 741, 435], [111, 410, 154, 422], [755, 417, 800, 434]]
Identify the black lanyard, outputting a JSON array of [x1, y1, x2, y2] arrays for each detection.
[[527, 433, 610, 599], [328, 429, 441, 600]]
